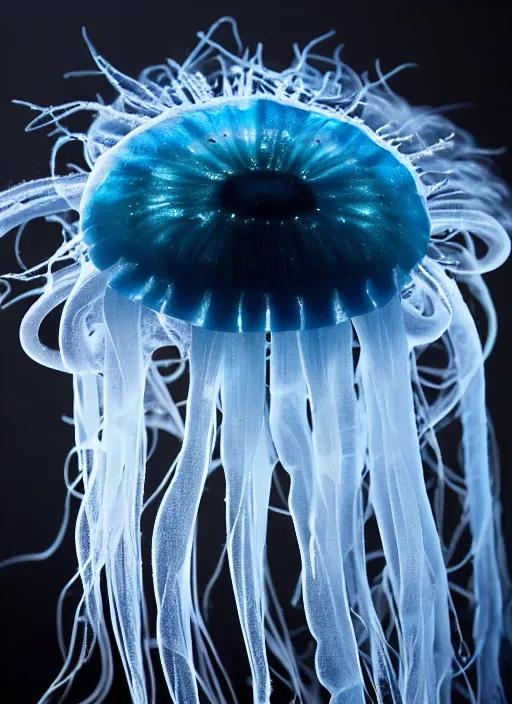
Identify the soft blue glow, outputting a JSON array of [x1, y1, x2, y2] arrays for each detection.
[[1, 17, 511, 704], [81, 98, 430, 331]]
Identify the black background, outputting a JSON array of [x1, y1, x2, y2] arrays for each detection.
[[0, 1, 511, 702]]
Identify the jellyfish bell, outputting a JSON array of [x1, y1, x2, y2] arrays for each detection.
[[1, 17, 511, 704], [80, 96, 431, 332]]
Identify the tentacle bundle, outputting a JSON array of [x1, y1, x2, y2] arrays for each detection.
[[1, 16, 511, 704]]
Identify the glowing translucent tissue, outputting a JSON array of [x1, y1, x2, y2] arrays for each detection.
[[1, 17, 511, 703]]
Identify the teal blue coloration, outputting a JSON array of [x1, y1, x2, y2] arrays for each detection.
[[81, 97, 430, 332]]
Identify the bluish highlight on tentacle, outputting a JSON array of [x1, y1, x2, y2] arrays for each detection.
[[152, 326, 224, 704], [439, 271, 505, 702], [60, 288, 151, 703], [301, 322, 400, 703], [353, 295, 453, 702], [270, 330, 365, 703], [101, 290, 148, 703], [297, 324, 366, 703], [220, 332, 273, 703], [65, 373, 113, 703]]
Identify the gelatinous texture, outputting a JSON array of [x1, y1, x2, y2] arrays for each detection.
[[1, 18, 511, 704], [81, 98, 430, 331]]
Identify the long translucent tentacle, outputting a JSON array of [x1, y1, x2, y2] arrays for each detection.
[[302, 322, 400, 703], [50, 289, 150, 703], [297, 324, 366, 704], [220, 332, 271, 703], [353, 295, 453, 703], [100, 288, 148, 703], [270, 329, 364, 704], [40, 370, 113, 704], [19, 265, 80, 371], [152, 326, 224, 703], [0, 174, 85, 236], [436, 268, 505, 702]]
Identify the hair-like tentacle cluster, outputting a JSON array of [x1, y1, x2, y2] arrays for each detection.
[[1, 16, 511, 704]]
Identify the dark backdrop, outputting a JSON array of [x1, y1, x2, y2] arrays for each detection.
[[0, 1, 511, 702]]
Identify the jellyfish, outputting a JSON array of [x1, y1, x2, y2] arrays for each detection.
[[1, 16, 511, 704]]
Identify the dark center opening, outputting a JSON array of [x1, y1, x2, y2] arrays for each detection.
[[217, 170, 316, 219]]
